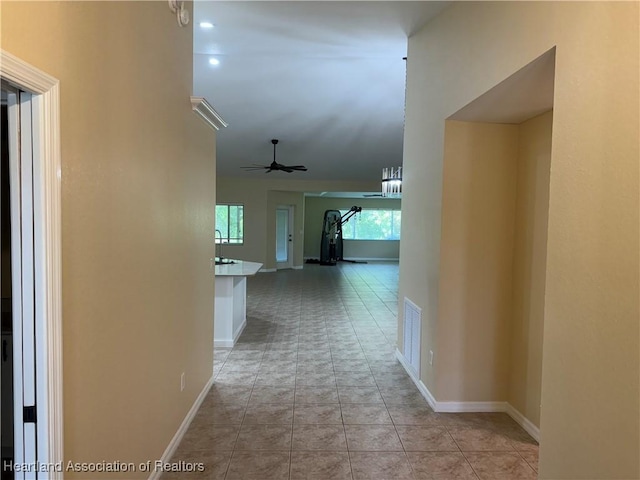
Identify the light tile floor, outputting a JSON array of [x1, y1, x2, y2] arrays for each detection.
[[165, 263, 538, 480]]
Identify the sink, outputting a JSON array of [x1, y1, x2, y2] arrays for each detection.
[[215, 258, 236, 265]]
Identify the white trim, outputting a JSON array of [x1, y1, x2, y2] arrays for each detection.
[[1, 49, 63, 477], [19, 90, 38, 474], [402, 297, 421, 378], [0, 50, 58, 94], [396, 349, 436, 410], [148, 375, 214, 480], [403, 297, 421, 314], [345, 257, 400, 262], [260, 268, 276, 273], [232, 319, 246, 344], [292, 265, 303, 270], [213, 318, 246, 348], [395, 349, 540, 441], [345, 256, 400, 263], [304, 256, 399, 262], [505, 403, 541, 442], [416, 380, 437, 411], [7, 88, 26, 478], [190, 96, 228, 130], [435, 401, 508, 413]]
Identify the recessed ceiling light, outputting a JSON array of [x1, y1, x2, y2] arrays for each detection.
[[209, 58, 220, 66], [199, 22, 214, 29]]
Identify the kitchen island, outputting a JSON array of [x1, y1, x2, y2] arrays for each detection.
[[214, 258, 263, 347]]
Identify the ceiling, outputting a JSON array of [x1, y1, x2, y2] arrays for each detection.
[[192, 1, 450, 183]]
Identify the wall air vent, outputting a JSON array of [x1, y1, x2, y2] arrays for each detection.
[[403, 297, 422, 377]]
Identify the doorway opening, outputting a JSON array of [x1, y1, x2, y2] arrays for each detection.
[[1, 92, 15, 480], [0, 50, 63, 479], [276, 205, 294, 269]]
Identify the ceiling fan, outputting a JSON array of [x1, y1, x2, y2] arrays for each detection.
[[241, 139, 308, 173]]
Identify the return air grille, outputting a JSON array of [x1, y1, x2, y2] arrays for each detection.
[[403, 297, 421, 377]]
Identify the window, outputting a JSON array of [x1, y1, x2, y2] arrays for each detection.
[[215, 204, 244, 244], [339, 209, 401, 240]]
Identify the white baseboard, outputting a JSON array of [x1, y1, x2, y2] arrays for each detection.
[[260, 268, 276, 273], [214, 318, 246, 348], [505, 403, 540, 442], [395, 348, 540, 442], [148, 374, 214, 480], [395, 349, 436, 410], [344, 257, 400, 262], [303, 257, 400, 263], [435, 400, 509, 413], [233, 318, 247, 343], [292, 265, 303, 270]]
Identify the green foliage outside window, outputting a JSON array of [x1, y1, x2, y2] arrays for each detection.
[[339, 209, 401, 240], [216, 204, 244, 244]]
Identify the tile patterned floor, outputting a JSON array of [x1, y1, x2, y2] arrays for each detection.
[[165, 263, 539, 479]]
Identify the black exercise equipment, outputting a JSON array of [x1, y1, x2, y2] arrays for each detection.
[[319, 206, 364, 265]]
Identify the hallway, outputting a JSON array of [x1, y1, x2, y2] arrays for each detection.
[[166, 263, 538, 479]]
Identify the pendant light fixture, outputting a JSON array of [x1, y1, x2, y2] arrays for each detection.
[[382, 167, 402, 197]]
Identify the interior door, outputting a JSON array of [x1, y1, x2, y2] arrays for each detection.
[[6, 88, 40, 479], [1, 94, 15, 478], [275, 206, 294, 269]]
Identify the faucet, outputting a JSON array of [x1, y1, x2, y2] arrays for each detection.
[[215, 229, 224, 259]]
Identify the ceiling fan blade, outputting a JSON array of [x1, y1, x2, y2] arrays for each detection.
[[241, 139, 308, 174]]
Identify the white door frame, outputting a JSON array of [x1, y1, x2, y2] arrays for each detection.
[[1, 50, 63, 478], [275, 205, 294, 270]]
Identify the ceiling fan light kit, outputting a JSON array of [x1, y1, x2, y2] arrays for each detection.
[[241, 139, 308, 174]]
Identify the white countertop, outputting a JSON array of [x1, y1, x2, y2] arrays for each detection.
[[214, 258, 263, 277]]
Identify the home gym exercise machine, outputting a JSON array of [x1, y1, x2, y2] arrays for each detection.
[[319, 206, 363, 265]]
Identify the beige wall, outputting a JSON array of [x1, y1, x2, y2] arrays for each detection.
[[216, 177, 379, 270], [438, 113, 551, 427], [217, 178, 269, 265], [402, 2, 639, 478], [509, 111, 552, 428], [1, 2, 216, 478], [304, 197, 401, 260], [437, 120, 518, 402]]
